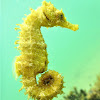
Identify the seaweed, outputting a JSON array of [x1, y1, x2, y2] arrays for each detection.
[[63, 74, 100, 100]]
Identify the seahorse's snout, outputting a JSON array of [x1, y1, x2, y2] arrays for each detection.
[[60, 20, 79, 31]]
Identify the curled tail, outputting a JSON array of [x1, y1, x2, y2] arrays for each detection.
[[19, 70, 64, 100]]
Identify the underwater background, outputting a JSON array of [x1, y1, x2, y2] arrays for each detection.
[[0, 0, 100, 100]]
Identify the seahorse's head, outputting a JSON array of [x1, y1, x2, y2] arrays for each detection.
[[41, 1, 79, 31]]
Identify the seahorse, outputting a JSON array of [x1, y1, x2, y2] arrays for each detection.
[[14, 1, 79, 100]]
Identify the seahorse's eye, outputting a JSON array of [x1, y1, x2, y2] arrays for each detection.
[[60, 14, 63, 19], [59, 13, 64, 20]]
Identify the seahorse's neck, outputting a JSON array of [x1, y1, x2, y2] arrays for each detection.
[[23, 7, 46, 27]]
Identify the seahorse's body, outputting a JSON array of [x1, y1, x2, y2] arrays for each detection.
[[15, 1, 79, 100]]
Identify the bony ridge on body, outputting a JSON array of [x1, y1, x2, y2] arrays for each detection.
[[14, 1, 79, 100]]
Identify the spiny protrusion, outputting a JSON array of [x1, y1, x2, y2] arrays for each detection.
[[24, 14, 28, 16], [15, 40, 19, 44], [29, 8, 35, 13], [15, 27, 20, 30]]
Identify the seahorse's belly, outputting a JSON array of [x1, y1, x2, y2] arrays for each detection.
[[15, 28, 48, 77]]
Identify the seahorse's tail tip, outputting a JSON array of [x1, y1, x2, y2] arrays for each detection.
[[37, 70, 64, 100]]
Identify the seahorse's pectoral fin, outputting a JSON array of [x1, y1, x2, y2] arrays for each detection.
[[61, 21, 79, 31]]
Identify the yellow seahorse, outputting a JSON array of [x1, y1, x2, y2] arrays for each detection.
[[14, 1, 79, 100]]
